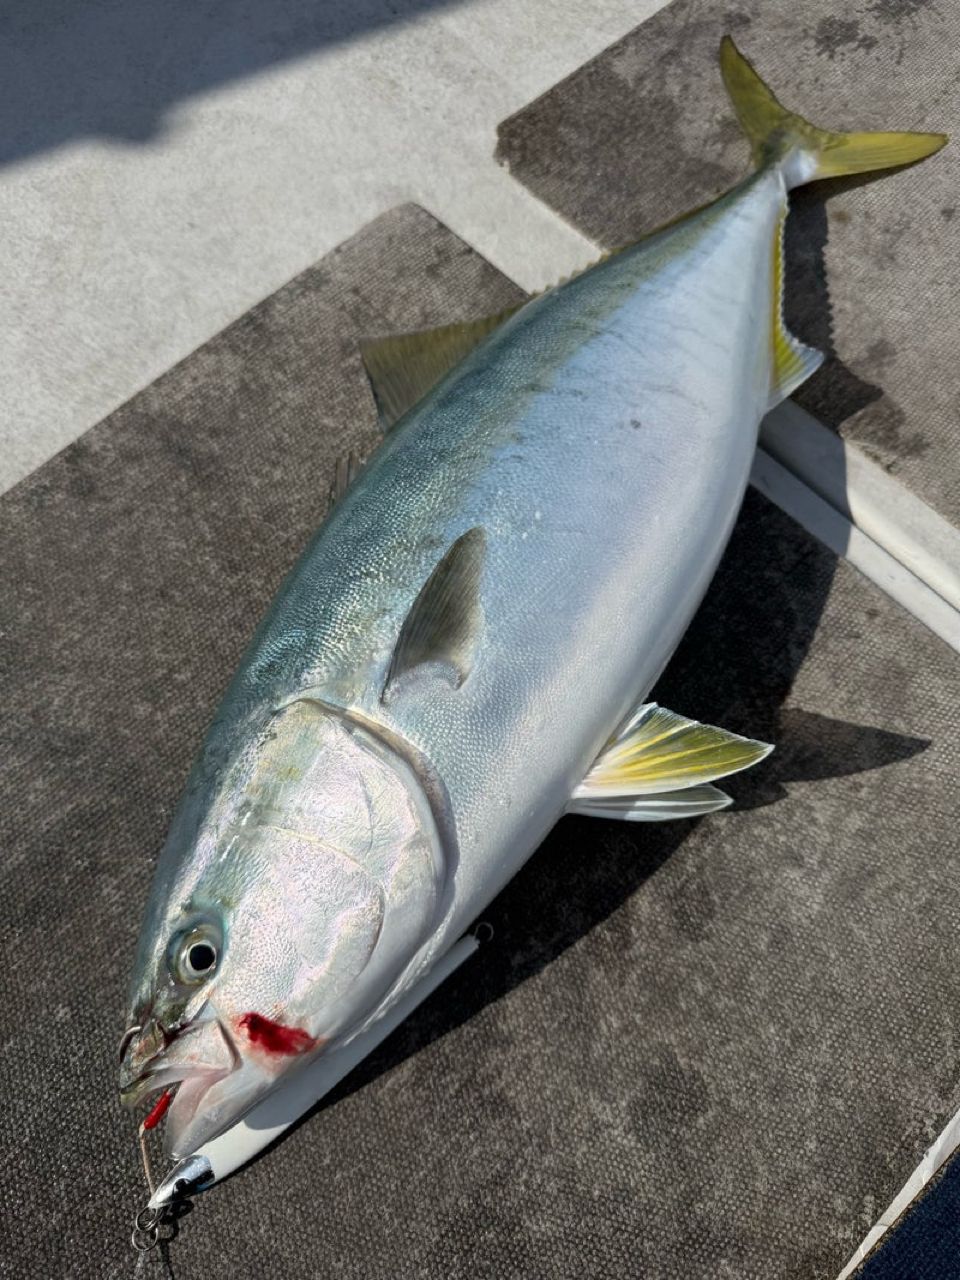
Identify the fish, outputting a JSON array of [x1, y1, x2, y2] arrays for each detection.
[[119, 38, 946, 1163]]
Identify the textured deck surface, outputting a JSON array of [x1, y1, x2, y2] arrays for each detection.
[[496, 0, 960, 526], [1, 205, 958, 1279], [0, 0, 666, 493]]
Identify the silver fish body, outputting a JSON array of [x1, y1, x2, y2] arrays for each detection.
[[123, 171, 778, 1150], [120, 39, 947, 1160], [328, 170, 781, 952]]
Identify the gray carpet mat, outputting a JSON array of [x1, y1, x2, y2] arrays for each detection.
[[495, 0, 960, 528], [1, 202, 958, 1280]]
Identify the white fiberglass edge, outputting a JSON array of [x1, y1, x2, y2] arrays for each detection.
[[147, 932, 480, 1208], [751, 435, 960, 1274], [762, 401, 960, 615], [750, 448, 960, 655], [835, 1108, 960, 1279]]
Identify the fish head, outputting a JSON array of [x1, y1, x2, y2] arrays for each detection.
[[120, 697, 446, 1157]]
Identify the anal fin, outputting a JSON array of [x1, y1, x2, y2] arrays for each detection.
[[769, 206, 822, 409]]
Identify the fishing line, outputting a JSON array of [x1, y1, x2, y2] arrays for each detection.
[[131, 1090, 175, 1252]]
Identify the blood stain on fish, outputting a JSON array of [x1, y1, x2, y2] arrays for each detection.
[[238, 1012, 318, 1056]]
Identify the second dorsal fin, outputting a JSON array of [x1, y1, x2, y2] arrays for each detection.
[[358, 239, 645, 431], [360, 308, 521, 429]]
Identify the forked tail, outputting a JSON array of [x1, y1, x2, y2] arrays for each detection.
[[720, 35, 947, 189]]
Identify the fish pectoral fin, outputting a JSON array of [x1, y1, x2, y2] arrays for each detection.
[[382, 527, 486, 701], [569, 783, 732, 822], [572, 703, 772, 810], [360, 307, 522, 430]]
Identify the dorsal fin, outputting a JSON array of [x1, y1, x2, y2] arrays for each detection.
[[574, 703, 772, 801], [382, 528, 486, 701], [359, 230, 687, 432], [360, 309, 521, 429], [359, 242, 627, 433], [327, 449, 365, 509], [768, 205, 823, 409]]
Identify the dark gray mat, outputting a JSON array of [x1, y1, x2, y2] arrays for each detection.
[[1, 202, 958, 1280], [496, 0, 960, 527]]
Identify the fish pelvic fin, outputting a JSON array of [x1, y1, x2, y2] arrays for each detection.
[[720, 35, 947, 190], [569, 783, 733, 823], [570, 703, 771, 822]]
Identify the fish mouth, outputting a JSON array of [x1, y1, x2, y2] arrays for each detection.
[[123, 1065, 233, 1157], [120, 1061, 226, 1110], [120, 1015, 241, 1151]]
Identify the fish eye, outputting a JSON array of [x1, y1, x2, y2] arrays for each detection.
[[186, 941, 216, 973], [171, 926, 221, 985]]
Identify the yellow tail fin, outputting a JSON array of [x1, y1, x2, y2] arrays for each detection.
[[720, 35, 947, 188]]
